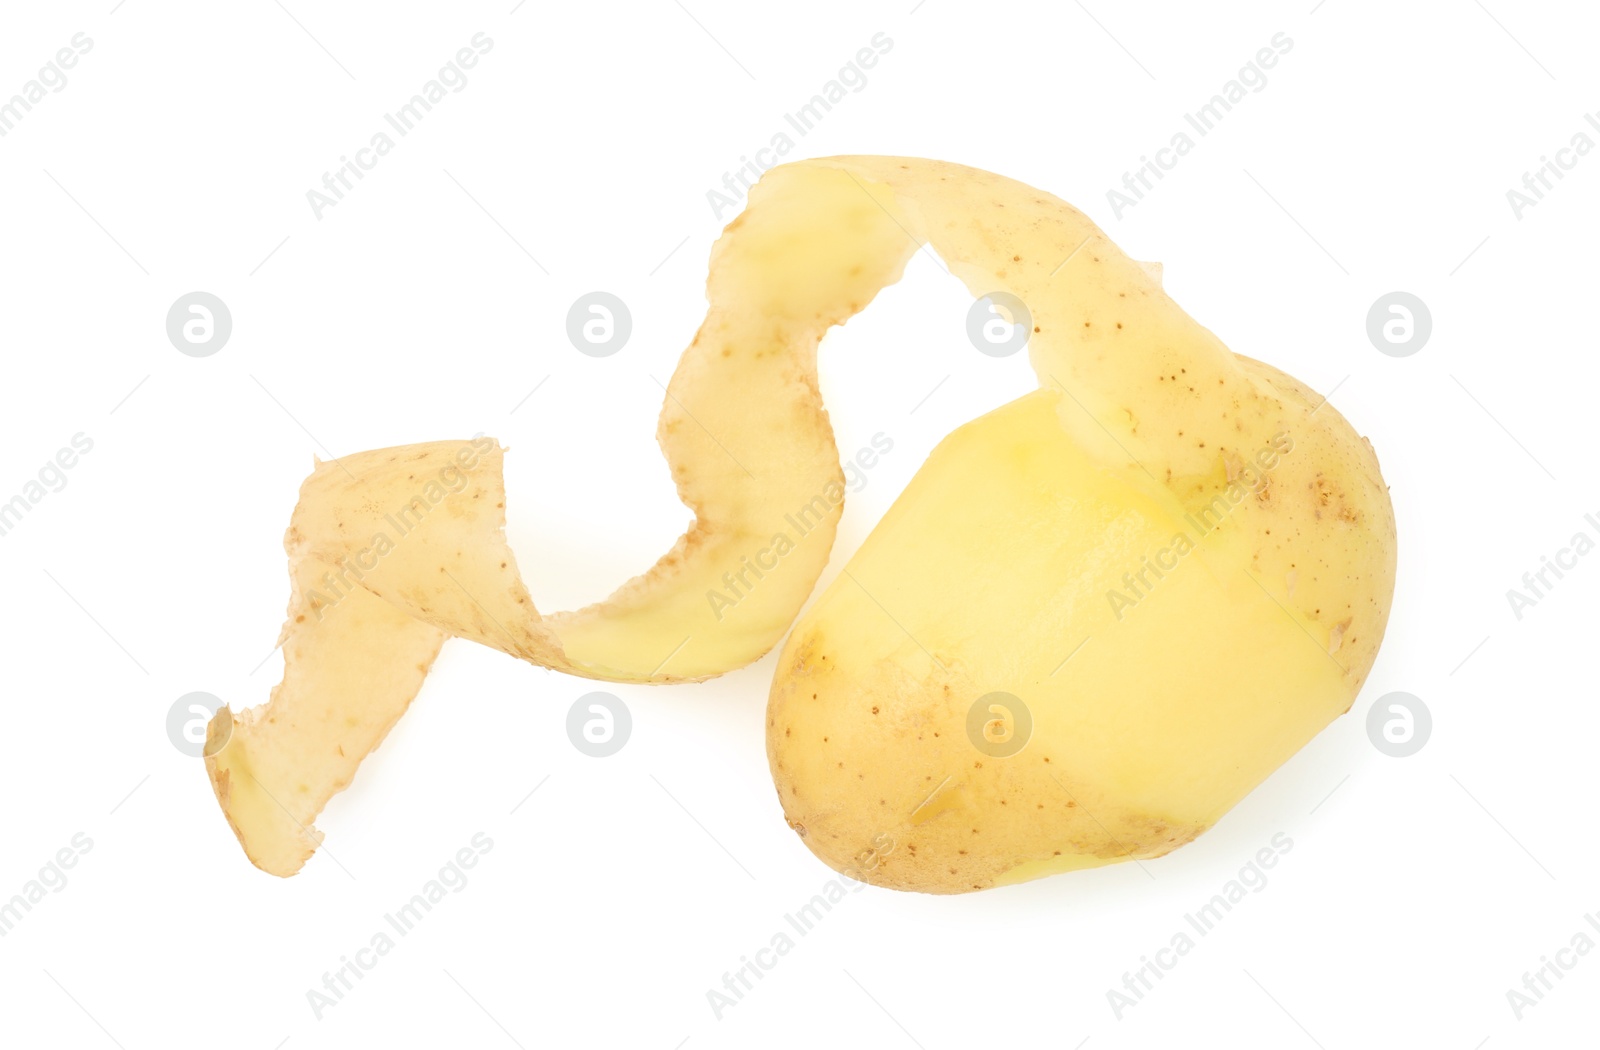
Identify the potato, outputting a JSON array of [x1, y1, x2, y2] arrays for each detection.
[[760, 160, 1395, 892], [208, 158, 1394, 886]]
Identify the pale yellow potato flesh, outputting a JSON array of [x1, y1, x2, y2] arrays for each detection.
[[208, 157, 1394, 887]]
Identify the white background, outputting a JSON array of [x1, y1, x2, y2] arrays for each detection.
[[0, 0, 1594, 1047]]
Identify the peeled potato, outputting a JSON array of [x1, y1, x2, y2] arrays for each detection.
[[208, 157, 1394, 889], [757, 160, 1394, 892]]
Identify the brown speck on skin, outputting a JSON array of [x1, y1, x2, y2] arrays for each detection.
[[1067, 801, 1077, 808], [295, 615, 305, 623], [871, 706, 879, 715]]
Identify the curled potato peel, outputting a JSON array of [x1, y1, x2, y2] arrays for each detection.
[[208, 157, 1395, 887]]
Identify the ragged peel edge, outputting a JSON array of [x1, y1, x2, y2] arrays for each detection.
[[206, 156, 1394, 882]]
